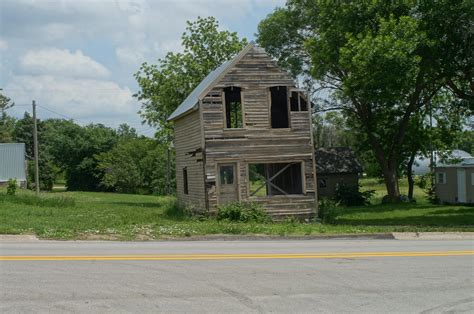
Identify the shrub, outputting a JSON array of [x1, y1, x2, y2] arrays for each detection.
[[318, 198, 340, 223], [334, 184, 374, 206], [217, 202, 269, 223], [417, 173, 439, 204], [6, 178, 17, 196]]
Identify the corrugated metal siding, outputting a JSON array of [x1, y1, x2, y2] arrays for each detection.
[[0, 143, 27, 182]]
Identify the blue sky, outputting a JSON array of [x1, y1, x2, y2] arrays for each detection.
[[0, 0, 284, 135]]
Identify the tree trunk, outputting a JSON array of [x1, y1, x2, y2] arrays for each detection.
[[407, 151, 416, 200], [368, 137, 401, 202], [382, 166, 400, 202]]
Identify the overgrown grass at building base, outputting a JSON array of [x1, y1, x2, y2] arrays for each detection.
[[1, 179, 472, 240]]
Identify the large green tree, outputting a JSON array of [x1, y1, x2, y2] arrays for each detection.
[[44, 120, 118, 191], [134, 16, 247, 142], [258, 0, 473, 201], [97, 137, 174, 194]]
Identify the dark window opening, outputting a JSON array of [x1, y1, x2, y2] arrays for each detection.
[[183, 167, 188, 194], [224, 87, 243, 128], [290, 91, 308, 112], [219, 165, 234, 185], [270, 86, 289, 128], [249, 162, 303, 196], [318, 178, 327, 188]]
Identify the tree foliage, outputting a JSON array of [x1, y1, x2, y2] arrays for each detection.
[[257, 0, 473, 201], [134, 16, 247, 142], [0, 89, 15, 143], [97, 138, 174, 194]]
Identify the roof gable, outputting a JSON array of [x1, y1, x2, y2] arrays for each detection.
[[167, 42, 255, 121]]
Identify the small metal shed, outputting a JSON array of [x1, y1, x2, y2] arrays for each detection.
[[435, 157, 474, 204], [0, 143, 27, 186]]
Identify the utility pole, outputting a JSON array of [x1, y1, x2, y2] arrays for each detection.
[[32, 100, 40, 195]]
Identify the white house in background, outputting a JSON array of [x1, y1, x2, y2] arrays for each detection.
[[413, 149, 472, 175], [0, 143, 27, 187]]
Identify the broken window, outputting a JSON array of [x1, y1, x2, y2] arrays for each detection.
[[183, 167, 188, 194], [224, 87, 243, 128], [290, 91, 308, 112], [219, 165, 234, 185], [249, 162, 303, 196], [270, 86, 289, 128]]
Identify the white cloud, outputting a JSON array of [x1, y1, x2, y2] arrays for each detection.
[[6, 75, 135, 119], [19, 48, 110, 78], [0, 39, 8, 51], [1, 0, 285, 129]]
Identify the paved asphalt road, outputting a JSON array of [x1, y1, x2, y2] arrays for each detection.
[[1, 239, 473, 313]]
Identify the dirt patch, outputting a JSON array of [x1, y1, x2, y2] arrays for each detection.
[[0, 234, 39, 242]]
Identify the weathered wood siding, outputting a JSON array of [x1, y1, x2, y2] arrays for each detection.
[[201, 46, 317, 218], [174, 110, 205, 211]]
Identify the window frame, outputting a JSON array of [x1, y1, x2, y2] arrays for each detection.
[[183, 167, 189, 194], [436, 172, 446, 184], [222, 86, 245, 130], [247, 161, 305, 197], [289, 89, 309, 112], [268, 86, 291, 129]]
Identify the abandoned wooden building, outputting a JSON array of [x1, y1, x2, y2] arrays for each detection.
[[167, 42, 317, 218], [315, 147, 363, 199]]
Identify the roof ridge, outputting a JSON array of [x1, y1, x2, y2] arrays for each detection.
[[167, 42, 255, 121]]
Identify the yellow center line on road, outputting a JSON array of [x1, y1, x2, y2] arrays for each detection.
[[1, 250, 473, 261]]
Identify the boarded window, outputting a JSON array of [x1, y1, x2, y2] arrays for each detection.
[[183, 167, 189, 194], [290, 91, 308, 111], [270, 86, 289, 128], [224, 87, 243, 128], [249, 162, 303, 196]]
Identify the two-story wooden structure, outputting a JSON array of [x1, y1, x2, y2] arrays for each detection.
[[168, 42, 317, 218]]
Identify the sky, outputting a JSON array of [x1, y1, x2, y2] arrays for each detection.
[[0, 0, 284, 135]]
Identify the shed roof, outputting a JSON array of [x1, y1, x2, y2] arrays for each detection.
[[435, 157, 474, 168], [315, 147, 363, 174], [167, 42, 255, 121], [0, 143, 27, 182]]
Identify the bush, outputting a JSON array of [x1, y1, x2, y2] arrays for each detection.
[[318, 198, 340, 223], [334, 184, 374, 206], [417, 173, 439, 204], [6, 178, 17, 196], [217, 202, 269, 223]]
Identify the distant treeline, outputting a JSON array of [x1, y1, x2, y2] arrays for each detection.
[[1, 112, 175, 194]]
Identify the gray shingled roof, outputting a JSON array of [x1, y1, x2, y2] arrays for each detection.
[[315, 147, 363, 174], [167, 42, 254, 121]]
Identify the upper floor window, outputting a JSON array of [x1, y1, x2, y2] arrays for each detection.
[[223, 87, 243, 128], [290, 91, 308, 112], [270, 86, 289, 128]]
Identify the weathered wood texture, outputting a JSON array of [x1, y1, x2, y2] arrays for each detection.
[[173, 110, 205, 211], [200, 46, 317, 217]]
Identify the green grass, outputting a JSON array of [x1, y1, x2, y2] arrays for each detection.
[[0, 178, 472, 240]]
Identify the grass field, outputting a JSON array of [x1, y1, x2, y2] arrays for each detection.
[[0, 178, 472, 240]]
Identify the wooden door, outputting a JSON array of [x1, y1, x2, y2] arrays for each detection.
[[218, 163, 238, 205]]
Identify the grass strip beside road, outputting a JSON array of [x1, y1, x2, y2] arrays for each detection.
[[2, 251, 473, 261], [1, 178, 473, 240]]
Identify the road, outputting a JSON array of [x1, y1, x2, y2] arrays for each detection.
[[1, 239, 473, 313]]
